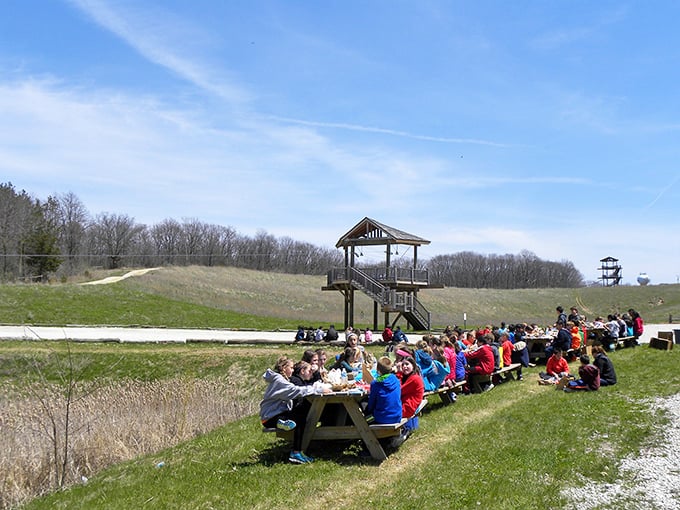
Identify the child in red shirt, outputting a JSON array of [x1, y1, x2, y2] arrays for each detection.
[[538, 349, 570, 385]]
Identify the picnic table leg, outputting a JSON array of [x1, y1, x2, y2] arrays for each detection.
[[343, 401, 387, 461], [301, 398, 326, 452]]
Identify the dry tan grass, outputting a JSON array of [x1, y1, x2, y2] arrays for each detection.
[[0, 374, 256, 510], [122, 266, 379, 325]]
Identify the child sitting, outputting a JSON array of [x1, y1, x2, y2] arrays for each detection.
[[564, 355, 600, 392], [422, 346, 451, 391], [538, 348, 570, 386], [332, 347, 359, 372], [260, 356, 330, 464], [365, 357, 402, 424]]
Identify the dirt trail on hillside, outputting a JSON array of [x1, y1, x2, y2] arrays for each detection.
[[80, 267, 161, 285]]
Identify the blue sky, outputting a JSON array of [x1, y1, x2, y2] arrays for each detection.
[[2, 1, 679, 285]]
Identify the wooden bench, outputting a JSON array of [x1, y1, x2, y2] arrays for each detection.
[[263, 395, 428, 460], [566, 347, 585, 361], [493, 363, 522, 380], [423, 380, 466, 404], [615, 336, 637, 349], [263, 426, 294, 441], [650, 332, 673, 351], [468, 363, 522, 394], [264, 419, 410, 440]]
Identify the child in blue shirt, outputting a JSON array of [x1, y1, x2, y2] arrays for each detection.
[[365, 356, 402, 424]]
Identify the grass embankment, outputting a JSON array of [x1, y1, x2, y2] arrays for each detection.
[[0, 342, 282, 509], [2, 341, 678, 510], [2, 265, 680, 328]]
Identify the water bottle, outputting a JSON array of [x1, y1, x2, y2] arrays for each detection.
[[353, 362, 362, 381], [341, 368, 347, 384]]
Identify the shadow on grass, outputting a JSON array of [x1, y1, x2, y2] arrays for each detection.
[[254, 437, 390, 467]]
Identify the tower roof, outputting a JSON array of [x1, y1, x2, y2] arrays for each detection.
[[335, 217, 430, 248]]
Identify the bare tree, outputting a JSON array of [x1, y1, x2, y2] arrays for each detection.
[[51, 192, 90, 274], [427, 250, 584, 288], [0, 183, 36, 279], [150, 218, 183, 265], [89, 213, 144, 269], [181, 218, 207, 266]]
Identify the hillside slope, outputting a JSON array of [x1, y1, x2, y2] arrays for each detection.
[[120, 265, 680, 327]]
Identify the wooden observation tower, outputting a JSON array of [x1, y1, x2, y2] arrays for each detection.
[[322, 217, 433, 331], [598, 256, 622, 286]]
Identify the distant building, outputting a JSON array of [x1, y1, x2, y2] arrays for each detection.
[[637, 273, 650, 286]]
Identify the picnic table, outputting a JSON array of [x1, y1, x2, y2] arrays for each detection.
[[301, 391, 406, 461], [524, 335, 553, 360]]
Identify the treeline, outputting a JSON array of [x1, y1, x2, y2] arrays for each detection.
[[0, 182, 584, 287], [426, 251, 584, 288], [0, 183, 342, 281]]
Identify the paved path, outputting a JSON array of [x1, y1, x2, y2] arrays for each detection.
[[0, 324, 676, 345]]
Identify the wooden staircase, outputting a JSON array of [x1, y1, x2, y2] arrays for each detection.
[[328, 266, 431, 330]]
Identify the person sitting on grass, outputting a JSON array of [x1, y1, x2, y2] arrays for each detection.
[[564, 355, 600, 392], [591, 345, 617, 386], [365, 356, 402, 425], [259, 356, 330, 464], [393, 325, 408, 344], [325, 324, 339, 342], [538, 348, 570, 385]]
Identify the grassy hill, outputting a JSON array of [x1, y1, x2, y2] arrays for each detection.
[[2, 265, 679, 329], [4, 340, 679, 510], [2, 266, 680, 509]]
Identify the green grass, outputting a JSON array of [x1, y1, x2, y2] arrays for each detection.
[[3, 266, 680, 331], [0, 284, 300, 330], [7, 342, 678, 510]]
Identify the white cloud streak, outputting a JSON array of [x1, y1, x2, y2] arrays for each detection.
[[267, 115, 516, 147], [67, 0, 250, 103]]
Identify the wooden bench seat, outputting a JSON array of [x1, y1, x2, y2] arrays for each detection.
[[649, 336, 673, 351], [616, 336, 637, 349], [493, 363, 521, 378], [368, 418, 409, 438], [468, 363, 522, 394], [262, 427, 294, 441], [423, 380, 466, 404]]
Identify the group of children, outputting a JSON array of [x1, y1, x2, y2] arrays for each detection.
[[538, 344, 618, 392], [259, 338, 427, 464], [263, 317, 624, 464]]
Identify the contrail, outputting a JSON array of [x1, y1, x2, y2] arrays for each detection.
[[645, 173, 680, 209], [267, 115, 515, 148]]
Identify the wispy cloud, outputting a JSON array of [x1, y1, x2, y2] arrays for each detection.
[[530, 5, 629, 50], [67, 0, 249, 103], [267, 115, 515, 147]]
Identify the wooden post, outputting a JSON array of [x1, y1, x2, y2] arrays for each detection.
[[373, 301, 379, 331]]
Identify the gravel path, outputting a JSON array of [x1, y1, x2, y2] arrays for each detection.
[[563, 392, 680, 510]]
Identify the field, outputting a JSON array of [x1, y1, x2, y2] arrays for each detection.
[[2, 266, 680, 509], [2, 265, 680, 328]]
